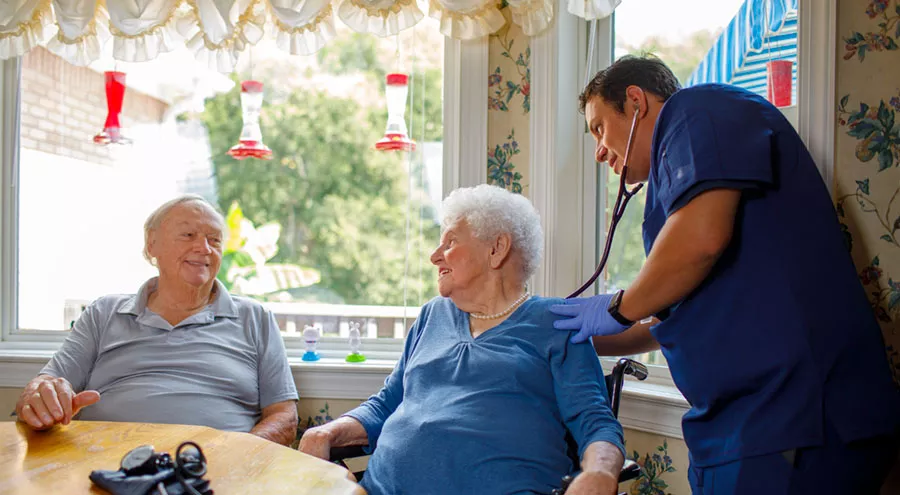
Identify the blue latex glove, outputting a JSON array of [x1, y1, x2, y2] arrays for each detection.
[[549, 294, 631, 344]]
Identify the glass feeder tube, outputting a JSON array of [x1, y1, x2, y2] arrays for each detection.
[[227, 80, 272, 160], [375, 73, 415, 152]]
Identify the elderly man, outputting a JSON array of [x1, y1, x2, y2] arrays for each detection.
[[15, 195, 299, 446]]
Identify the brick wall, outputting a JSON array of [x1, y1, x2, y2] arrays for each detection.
[[19, 48, 169, 166]]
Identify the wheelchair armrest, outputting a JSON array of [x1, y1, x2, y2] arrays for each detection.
[[618, 358, 649, 381], [329, 445, 369, 463], [607, 358, 650, 418], [619, 459, 641, 482]]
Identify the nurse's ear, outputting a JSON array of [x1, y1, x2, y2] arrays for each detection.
[[624, 85, 647, 117]]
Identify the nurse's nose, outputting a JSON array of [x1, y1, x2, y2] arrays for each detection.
[[595, 144, 608, 164]]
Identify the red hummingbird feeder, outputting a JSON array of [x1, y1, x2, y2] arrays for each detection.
[[228, 80, 272, 160], [93, 71, 131, 145], [375, 73, 415, 152]]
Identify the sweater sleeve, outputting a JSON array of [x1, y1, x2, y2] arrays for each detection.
[[342, 303, 428, 452], [550, 337, 626, 459]]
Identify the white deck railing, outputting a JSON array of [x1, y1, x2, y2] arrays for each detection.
[[263, 302, 422, 339]]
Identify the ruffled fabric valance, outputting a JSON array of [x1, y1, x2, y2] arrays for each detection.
[[0, 0, 620, 71]]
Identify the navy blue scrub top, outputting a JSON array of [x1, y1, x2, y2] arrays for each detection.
[[643, 84, 900, 468]]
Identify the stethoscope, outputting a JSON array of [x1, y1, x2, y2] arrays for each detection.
[[567, 104, 645, 299]]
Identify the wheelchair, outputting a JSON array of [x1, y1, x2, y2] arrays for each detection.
[[328, 357, 649, 495]]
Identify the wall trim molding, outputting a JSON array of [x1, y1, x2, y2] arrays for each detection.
[[443, 37, 488, 197], [529, 8, 595, 298], [797, 0, 837, 195], [618, 381, 688, 439], [529, 17, 559, 297]]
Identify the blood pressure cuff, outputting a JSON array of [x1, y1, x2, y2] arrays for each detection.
[[89, 468, 213, 495]]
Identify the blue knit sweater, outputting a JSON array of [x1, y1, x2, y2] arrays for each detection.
[[345, 296, 624, 495]]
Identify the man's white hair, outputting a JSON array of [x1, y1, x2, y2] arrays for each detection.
[[441, 184, 544, 280], [143, 194, 224, 264]]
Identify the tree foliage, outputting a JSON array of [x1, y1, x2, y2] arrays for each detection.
[[618, 29, 720, 84], [200, 69, 441, 306]]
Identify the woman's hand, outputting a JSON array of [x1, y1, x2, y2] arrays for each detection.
[[563, 471, 619, 495], [298, 427, 333, 460]]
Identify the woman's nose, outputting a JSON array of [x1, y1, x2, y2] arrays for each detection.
[[429, 246, 441, 265]]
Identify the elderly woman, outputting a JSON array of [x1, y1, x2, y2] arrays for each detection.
[[299, 185, 625, 495], [15, 195, 299, 445]]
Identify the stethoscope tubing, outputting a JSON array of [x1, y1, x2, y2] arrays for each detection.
[[568, 109, 644, 299]]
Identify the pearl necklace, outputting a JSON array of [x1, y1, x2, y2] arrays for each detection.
[[469, 292, 531, 320]]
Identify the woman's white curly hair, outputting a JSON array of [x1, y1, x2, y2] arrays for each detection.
[[441, 184, 543, 280]]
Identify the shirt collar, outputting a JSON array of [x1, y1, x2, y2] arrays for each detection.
[[117, 277, 240, 319]]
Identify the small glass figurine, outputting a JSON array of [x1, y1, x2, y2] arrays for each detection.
[[301, 325, 321, 362], [346, 321, 366, 363]]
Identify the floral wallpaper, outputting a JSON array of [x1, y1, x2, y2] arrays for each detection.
[[843, 0, 900, 61], [622, 431, 689, 495], [836, 0, 900, 386], [487, 3, 530, 196]]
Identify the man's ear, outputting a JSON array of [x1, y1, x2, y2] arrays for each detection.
[[146, 230, 157, 259], [489, 233, 512, 269]]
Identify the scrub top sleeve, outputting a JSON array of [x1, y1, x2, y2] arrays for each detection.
[[657, 108, 774, 216]]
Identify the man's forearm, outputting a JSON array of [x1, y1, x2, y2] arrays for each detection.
[[581, 440, 625, 480], [250, 411, 298, 446], [591, 320, 659, 357]]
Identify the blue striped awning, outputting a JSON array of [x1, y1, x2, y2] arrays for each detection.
[[685, 0, 798, 103]]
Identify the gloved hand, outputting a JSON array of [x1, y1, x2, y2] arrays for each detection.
[[550, 293, 631, 344]]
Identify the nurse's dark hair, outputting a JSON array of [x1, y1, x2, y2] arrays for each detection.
[[579, 55, 681, 114]]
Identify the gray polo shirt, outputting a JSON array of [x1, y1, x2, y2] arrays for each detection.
[[41, 278, 298, 432]]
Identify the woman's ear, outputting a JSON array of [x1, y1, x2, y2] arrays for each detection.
[[489, 233, 512, 269]]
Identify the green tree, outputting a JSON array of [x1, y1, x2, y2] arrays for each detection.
[[408, 67, 443, 143], [317, 33, 385, 80], [618, 29, 720, 84], [200, 79, 439, 306], [605, 173, 647, 291], [314, 32, 442, 143]]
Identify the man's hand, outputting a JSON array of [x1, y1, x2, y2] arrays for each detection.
[[15, 375, 100, 430], [298, 427, 333, 460], [564, 471, 619, 495], [550, 294, 630, 343]]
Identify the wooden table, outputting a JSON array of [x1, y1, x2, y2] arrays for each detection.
[[0, 420, 365, 494]]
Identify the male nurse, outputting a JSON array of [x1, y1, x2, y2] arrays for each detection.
[[550, 55, 900, 494]]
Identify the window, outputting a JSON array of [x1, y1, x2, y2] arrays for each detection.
[[9, 6, 449, 351], [587, 0, 798, 367]]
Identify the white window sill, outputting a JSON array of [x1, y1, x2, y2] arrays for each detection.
[[0, 350, 686, 439]]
